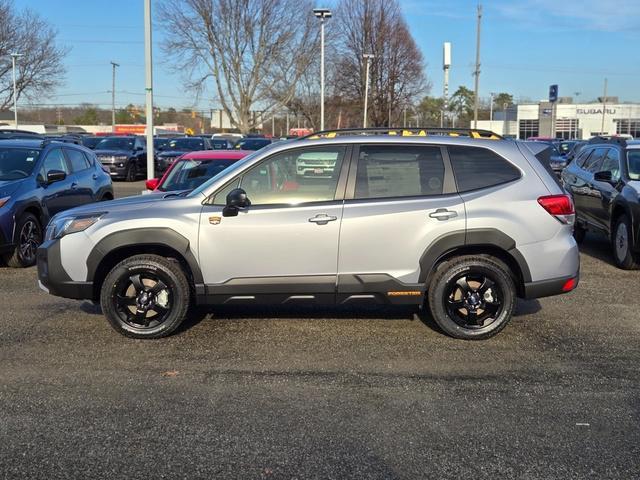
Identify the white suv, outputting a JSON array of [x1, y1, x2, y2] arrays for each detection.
[[37, 128, 580, 340]]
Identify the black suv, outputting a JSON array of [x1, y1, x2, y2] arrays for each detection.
[[561, 137, 640, 269], [94, 136, 147, 181]]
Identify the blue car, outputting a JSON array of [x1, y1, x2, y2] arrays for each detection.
[[0, 138, 113, 267]]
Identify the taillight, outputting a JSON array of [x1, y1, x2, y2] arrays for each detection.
[[538, 195, 574, 215], [537, 194, 575, 224]]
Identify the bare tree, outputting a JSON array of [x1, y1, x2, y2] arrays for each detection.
[[0, 0, 67, 110], [160, 0, 318, 134], [333, 0, 428, 127]]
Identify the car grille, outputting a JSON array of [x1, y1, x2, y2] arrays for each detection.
[[98, 155, 116, 163]]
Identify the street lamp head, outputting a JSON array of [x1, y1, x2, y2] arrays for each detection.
[[10, 53, 24, 58], [363, 53, 375, 59], [313, 8, 331, 18]]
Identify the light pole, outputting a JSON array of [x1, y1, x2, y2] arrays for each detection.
[[143, 0, 155, 180], [10, 53, 23, 128], [110, 61, 120, 133], [313, 8, 331, 131], [363, 53, 374, 128]]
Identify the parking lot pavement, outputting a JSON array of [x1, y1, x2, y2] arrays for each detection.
[[0, 183, 638, 479]]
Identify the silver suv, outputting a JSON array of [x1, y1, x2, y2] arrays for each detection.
[[36, 128, 580, 340]]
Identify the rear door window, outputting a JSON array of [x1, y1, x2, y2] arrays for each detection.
[[65, 148, 91, 172], [585, 148, 607, 173], [448, 146, 520, 192], [354, 145, 445, 199]]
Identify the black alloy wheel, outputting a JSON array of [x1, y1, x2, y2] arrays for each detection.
[[427, 255, 516, 340], [444, 272, 503, 329], [100, 254, 191, 339], [4, 213, 42, 268]]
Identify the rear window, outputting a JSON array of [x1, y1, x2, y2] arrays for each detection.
[[448, 146, 521, 192], [355, 145, 445, 199]]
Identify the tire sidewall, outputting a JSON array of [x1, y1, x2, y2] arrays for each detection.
[[9, 213, 42, 267], [611, 215, 633, 269], [100, 257, 189, 338], [429, 258, 516, 340]]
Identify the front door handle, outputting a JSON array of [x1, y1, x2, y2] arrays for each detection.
[[308, 213, 338, 225], [429, 208, 458, 221], [70, 182, 78, 189]]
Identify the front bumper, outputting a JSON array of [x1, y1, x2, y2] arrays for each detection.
[[37, 239, 93, 300], [0, 222, 15, 255], [100, 162, 129, 178]]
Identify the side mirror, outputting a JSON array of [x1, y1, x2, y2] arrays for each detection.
[[146, 178, 160, 190], [46, 170, 66, 184], [594, 170, 613, 183], [223, 188, 251, 217]]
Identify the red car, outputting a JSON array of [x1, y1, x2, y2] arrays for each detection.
[[146, 150, 250, 192]]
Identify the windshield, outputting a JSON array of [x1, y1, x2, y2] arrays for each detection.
[[160, 158, 238, 191], [189, 149, 263, 197], [154, 138, 170, 149], [235, 138, 270, 150], [628, 151, 640, 180], [167, 138, 205, 150], [96, 137, 135, 150], [0, 148, 41, 180], [556, 141, 576, 155]]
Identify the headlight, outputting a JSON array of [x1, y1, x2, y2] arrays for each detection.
[[114, 155, 128, 161], [46, 213, 105, 240], [0, 196, 10, 209]]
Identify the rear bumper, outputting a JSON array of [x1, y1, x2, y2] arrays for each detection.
[[37, 239, 93, 300], [523, 272, 579, 299]]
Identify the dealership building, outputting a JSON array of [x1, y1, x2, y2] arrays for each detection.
[[476, 97, 640, 140]]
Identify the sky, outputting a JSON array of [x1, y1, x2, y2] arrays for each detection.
[[13, 0, 640, 111]]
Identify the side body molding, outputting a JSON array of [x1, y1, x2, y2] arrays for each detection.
[[85, 227, 204, 284], [418, 228, 532, 284]]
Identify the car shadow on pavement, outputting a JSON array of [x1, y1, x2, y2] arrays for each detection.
[[578, 232, 615, 265]]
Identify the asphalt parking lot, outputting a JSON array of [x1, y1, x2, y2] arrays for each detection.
[[1, 181, 638, 479]]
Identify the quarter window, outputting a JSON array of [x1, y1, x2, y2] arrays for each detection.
[[575, 149, 593, 169], [238, 147, 345, 205], [448, 146, 520, 192], [354, 145, 445, 199]]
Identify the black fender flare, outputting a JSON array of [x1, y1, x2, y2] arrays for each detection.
[[418, 228, 532, 285], [85, 227, 204, 284]]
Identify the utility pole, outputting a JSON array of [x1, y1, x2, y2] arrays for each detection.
[[110, 61, 120, 133], [10, 53, 23, 128], [473, 4, 482, 129], [363, 53, 374, 128], [601, 78, 608, 135], [143, 0, 154, 180]]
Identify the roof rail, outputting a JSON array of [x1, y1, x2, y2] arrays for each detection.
[[301, 127, 503, 141], [40, 136, 82, 147], [587, 135, 627, 147]]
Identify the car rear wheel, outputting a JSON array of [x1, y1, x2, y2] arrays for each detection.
[[124, 162, 137, 182], [100, 254, 191, 339], [4, 213, 42, 268], [612, 215, 640, 270], [427, 255, 516, 340]]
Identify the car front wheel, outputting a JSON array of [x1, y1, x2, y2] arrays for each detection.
[[3, 213, 42, 268], [124, 162, 137, 182], [427, 255, 516, 340], [100, 254, 191, 338], [612, 215, 640, 270]]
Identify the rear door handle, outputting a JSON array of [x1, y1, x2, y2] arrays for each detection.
[[70, 182, 78, 189], [308, 214, 338, 225], [429, 208, 458, 221]]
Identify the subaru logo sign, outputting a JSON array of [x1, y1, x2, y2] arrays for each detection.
[[549, 84, 558, 103]]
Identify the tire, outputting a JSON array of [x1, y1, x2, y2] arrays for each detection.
[[100, 254, 191, 339], [124, 162, 137, 182], [612, 215, 640, 270], [3, 213, 42, 268], [427, 255, 517, 340], [573, 224, 586, 244]]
